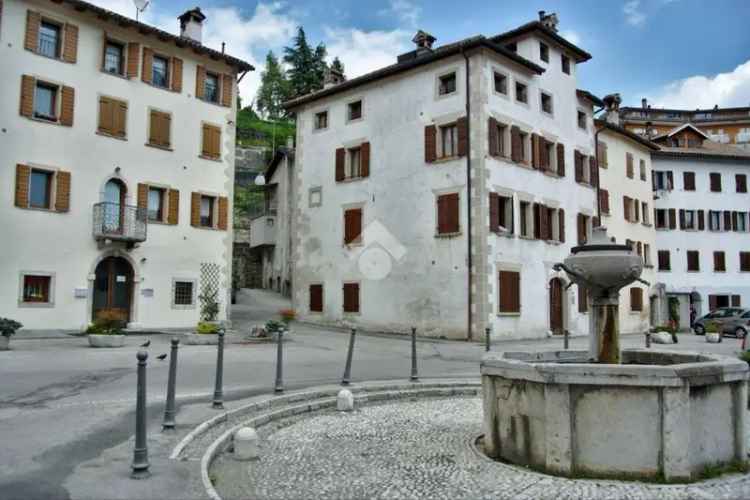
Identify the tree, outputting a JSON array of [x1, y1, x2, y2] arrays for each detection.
[[330, 57, 345, 79], [284, 27, 328, 97], [256, 51, 290, 120]]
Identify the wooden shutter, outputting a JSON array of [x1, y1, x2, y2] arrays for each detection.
[[151, 111, 172, 148], [630, 288, 643, 311], [171, 57, 183, 92], [687, 251, 699, 271], [732, 295, 741, 307], [558, 208, 565, 243], [658, 250, 670, 270], [127, 43, 140, 78], [113, 100, 127, 137], [708, 295, 718, 311], [335, 148, 345, 181], [195, 65, 206, 99], [54, 171, 71, 212], [697, 210, 705, 230], [141, 47, 153, 84], [20, 75, 35, 118], [556, 143, 565, 177], [488, 117, 499, 156], [679, 209, 685, 230], [24, 10, 40, 52], [578, 284, 588, 313], [343, 283, 359, 313], [218, 196, 228, 230], [623, 196, 630, 222], [539, 205, 549, 240], [137, 183, 148, 210], [714, 251, 725, 271], [684, 172, 695, 191], [62, 23, 78, 63], [599, 189, 609, 214], [456, 116, 468, 157], [723, 211, 732, 230], [344, 208, 362, 244], [710, 173, 721, 192], [309, 284, 323, 312], [360, 142, 370, 177], [98, 96, 113, 134], [60, 86, 74, 126], [574, 150, 583, 182], [221, 74, 233, 107], [167, 189, 179, 225], [668, 208, 676, 229], [634, 200, 640, 222], [424, 125, 437, 163], [576, 213, 586, 245], [15, 164, 31, 208], [498, 271, 520, 313], [437, 193, 459, 234], [531, 134, 540, 169], [737, 174, 748, 193], [666, 171, 674, 190], [589, 156, 598, 186], [732, 211, 739, 231], [202, 124, 220, 158], [190, 192, 200, 227], [539, 138, 549, 169], [489, 193, 499, 232], [510, 126, 521, 163], [741, 252, 750, 272], [626, 153, 633, 178]]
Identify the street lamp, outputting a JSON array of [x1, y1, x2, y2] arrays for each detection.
[[254, 172, 266, 186]]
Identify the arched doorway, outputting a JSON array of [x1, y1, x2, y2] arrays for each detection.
[[103, 178, 126, 234], [549, 278, 564, 335], [92, 256, 134, 323]]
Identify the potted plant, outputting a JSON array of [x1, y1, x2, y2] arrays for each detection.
[[279, 309, 296, 330], [87, 311, 126, 348], [199, 288, 220, 324], [705, 320, 722, 343], [0, 318, 23, 350], [183, 321, 222, 345], [266, 319, 286, 341]]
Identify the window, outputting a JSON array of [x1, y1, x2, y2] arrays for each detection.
[[104, 41, 124, 75], [714, 251, 726, 272], [173, 281, 194, 306], [436, 193, 460, 234], [561, 54, 570, 74], [578, 284, 588, 313], [639, 159, 646, 181], [737, 174, 748, 193], [539, 42, 549, 62], [314, 111, 328, 130], [517, 130, 528, 163], [626, 153, 634, 178], [98, 96, 127, 138], [204, 72, 219, 103], [709, 210, 722, 231], [199, 195, 215, 227], [34, 82, 58, 121], [683, 171, 696, 191], [347, 147, 361, 178], [201, 123, 221, 159], [687, 250, 700, 272], [344, 207, 363, 244], [147, 187, 165, 222], [682, 209, 696, 230], [493, 72, 507, 95], [439, 123, 458, 158], [643, 244, 652, 266], [641, 202, 649, 224], [540, 92, 553, 114], [597, 141, 608, 167], [515, 81, 527, 104], [22, 275, 51, 303], [630, 288, 643, 312], [438, 72, 456, 95], [149, 110, 171, 148], [491, 122, 507, 157], [343, 282, 360, 313], [710, 172, 722, 192], [738, 213, 748, 232], [577, 213, 590, 245], [347, 100, 362, 121], [309, 284, 323, 312], [498, 270, 520, 314], [38, 21, 61, 58], [542, 140, 555, 172], [658, 250, 671, 271], [29, 169, 53, 209], [519, 201, 531, 237], [653, 170, 673, 191], [490, 193, 514, 234], [152, 55, 169, 88], [655, 209, 668, 229], [740, 252, 750, 272], [577, 110, 586, 130]]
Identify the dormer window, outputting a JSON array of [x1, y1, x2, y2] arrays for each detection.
[[539, 42, 549, 63], [438, 72, 456, 95], [347, 100, 362, 121]]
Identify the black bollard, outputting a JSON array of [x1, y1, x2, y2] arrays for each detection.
[[131, 351, 150, 479], [341, 328, 357, 385], [162, 337, 179, 430], [212, 329, 225, 409], [563, 329, 570, 350], [410, 327, 419, 381], [645, 331, 651, 348], [274, 328, 284, 393], [485, 327, 491, 352]]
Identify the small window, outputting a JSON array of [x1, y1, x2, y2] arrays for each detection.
[[344, 208, 363, 245], [515, 81, 527, 104], [684, 210, 696, 230], [709, 210, 721, 231], [519, 201, 531, 237], [687, 250, 700, 272], [493, 122, 507, 156], [23, 275, 51, 303], [683, 171, 696, 191], [204, 73, 219, 103], [34, 82, 58, 121], [200, 195, 215, 227], [498, 270, 520, 313], [639, 159, 646, 181], [29, 169, 53, 209], [740, 251, 750, 272], [540, 92, 553, 114], [658, 250, 671, 271], [438, 72, 456, 95], [309, 284, 323, 312], [343, 282, 360, 313], [539, 42, 549, 63], [738, 213, 748, 232], [630, 288, 643, 312], [347, 147, 361, 178], [152, 55, 169, 88], [174, 281, 194, 305], [492, 194, 513, 233], [643, 244, 652, 266], [38, 21, 61, 58], [104, 41, 125, 75], [655, 209, 668, 229], [714, 251, 726, 272], [577, 110, 587, 130], [314, 111, 328, 130], [347, 100, 362, 121], [147, 187, 165, 222], [561, 54, 570, 74], [436, 193, 460, 235], [518, 130, 528, 163], [493, 72, 507, 95]]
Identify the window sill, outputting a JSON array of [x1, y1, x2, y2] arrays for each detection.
[[171, 304, 197, 310], [435, 231, 462, 238], [346, 117, 364, 125], [27, 48, 70, 64], [343, 311, 361, 316], [644, 264, 654, 269], [18, 301, 54, 308], [629, 310, 643, 315], [101, 69, 129, 80], [432, 155, 462, 164], [146, 82, 179, 94], [497, 312, 521, 317], [97, 131, 127, 141], [29, 115, 61, 126], [518, 235, 536, 241], [337, 176, 366, 184], [197, 96, 226, 108], [492, 230, 514, 239], [145, 142, 173, 152], [195, 225, 221, 231], [642, 223, 652, 227], [542, 170, 561, 179], [576, 181, 594, 189], [199, 154, 222, 162], [544, 240, 562, 245], [20, 205, 61, 214]]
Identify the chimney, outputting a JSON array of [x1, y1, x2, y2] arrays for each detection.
[[538, 11, 559, 32], [645, 121, 654, 138], [323, 67, 345, 89], [178, 7, 206, 43], [412, 30, 436, 56], [602, 93, 622, 125], [641, 98, 648, 109]]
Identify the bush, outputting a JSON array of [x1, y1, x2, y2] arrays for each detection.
[[86, 311, 125, 335], [739, 351, 750, 366], [265, 320, 284, 333], [196, 321, 220, 334], [704, 321, 720, 334], [0, 318, 23, 337], [279, 309, 296, 324]]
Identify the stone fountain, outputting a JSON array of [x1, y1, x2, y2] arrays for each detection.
[[481, 227, 748, 481]]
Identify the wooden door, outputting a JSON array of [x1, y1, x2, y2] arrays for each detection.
[[549, 278, 564, 335], [92, 256, 133, 323]]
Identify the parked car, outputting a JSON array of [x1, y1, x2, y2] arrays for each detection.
[[693, 308, 749, 338]]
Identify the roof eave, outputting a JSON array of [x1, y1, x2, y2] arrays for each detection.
[[595, 120, 660, 151], [492, 22, 592, 63]]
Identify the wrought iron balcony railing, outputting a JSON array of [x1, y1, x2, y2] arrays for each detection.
[[93, 202, 147, 243]]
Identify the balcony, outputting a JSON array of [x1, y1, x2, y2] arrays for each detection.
[[93, 202, 147, 245], [249, 213, 277, 248]]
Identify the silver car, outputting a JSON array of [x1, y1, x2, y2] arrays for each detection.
[[693, 308, 749, 338]]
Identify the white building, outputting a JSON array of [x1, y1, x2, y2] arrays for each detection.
[[0, 0, 252, 331], [649, 124, 750, 330], [287, 13, 598, 340]]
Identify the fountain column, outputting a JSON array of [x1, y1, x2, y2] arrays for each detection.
[[591, 291, 620, 364]]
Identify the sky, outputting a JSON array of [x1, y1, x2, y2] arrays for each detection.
[[91, 0, 750, 111]]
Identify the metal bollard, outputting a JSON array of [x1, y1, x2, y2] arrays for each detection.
[[485, 327, 491, 352], [410, 327, 419, 381], [162, 337, 179, 430], [131, 351, 150, 479], [645, 331, 651, 348], [212, 329, 225, 409], [563, 329, 570, 350], [341, 328, 357, 385], [274, 329, 284, 393]]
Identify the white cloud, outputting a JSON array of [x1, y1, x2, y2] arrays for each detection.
[[379, 0, 421, 29], [560, 30, 581, 46], [324, 28, 411, 80], [623, 0, 646, 26], [649, 60, 750, 108]]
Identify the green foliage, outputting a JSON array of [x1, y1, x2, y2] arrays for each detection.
[[236, 108, 295, 148], [704, 321, 720, 333], [738, 351, 750, 365], [86, 311, 124, 335], [698, 460, 749, 480], [234, 185, 266, 219], [265, 320, 285, 333], [256, 51, 292, 120], [199, 289, 219, 322], [197, 321, 220, 334], [284, 27, 328, 98], [330, 56, 345, 77], [668, 297, 680, 323], [279, 309, 296, 324], [0, 318, 23, 337]]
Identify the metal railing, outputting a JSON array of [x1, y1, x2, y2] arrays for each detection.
[[93, 202, 147, 242]]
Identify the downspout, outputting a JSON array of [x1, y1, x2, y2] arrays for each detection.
[[592, 106, 604, 223], [462, 47, 473, 341]]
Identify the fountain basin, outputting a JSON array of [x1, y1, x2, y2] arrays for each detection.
[[481, 349, 748, 481]]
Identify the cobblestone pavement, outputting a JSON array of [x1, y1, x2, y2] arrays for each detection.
[[212, 397, 750, 500]]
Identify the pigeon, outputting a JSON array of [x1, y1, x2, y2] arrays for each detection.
[[157, 353, 168, 361], [140, 340, 151, 348]]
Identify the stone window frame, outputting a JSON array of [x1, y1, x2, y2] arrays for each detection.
[[26, 163, 61, 212], [345, 96, 365, 124], [490, 66, 510, 99], [308, 186, 323, 208], [434, 66, 460, 101], [433, 186, 464, 237], [18, 270, 56, 308], [514, 78, 530, 108], [171, 278, 197, 309], [496, 261, 522, 317], [312, 107, 329, 132], [539, 88, 554, 117], [576, 107, 588, 131]]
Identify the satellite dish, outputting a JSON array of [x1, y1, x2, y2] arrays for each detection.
[[132, 0, 149, 20]]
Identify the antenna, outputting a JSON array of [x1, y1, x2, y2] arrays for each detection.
[[132, 0, 149, 21]]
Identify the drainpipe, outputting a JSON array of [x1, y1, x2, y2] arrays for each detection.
[[592, 106, 604, 224], [462, 47, 473, 341]]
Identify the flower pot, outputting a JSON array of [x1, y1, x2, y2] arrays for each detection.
[[706, 333, 722, 344], [0, 335, 9, 350], [182, 333, 219, 345], [88, 334, 126, 348]]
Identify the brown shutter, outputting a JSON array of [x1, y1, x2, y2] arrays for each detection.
[[489, 193, 499, 232], [456, 116, 468, 157], [360, 142, 370, 177], [15, 164, 31, 208], [737, 174, 748, 193], [488, 117, 499, 156], [698, 210, 705, 230], [195, 65, 206, 99], [190, 192, 200, 227], [445, 193, 459, 233], [533, 203, 541, 239], [54, 170, 71, 212], [576, 213, 585, 244], [732, 295, 741, 307], [709, 295, 718, 311], [634, 199, 640, 222], [98, 96, 112, 134], [137, 183, 148, 210], [309, 284, 323, 312], [630, 288, 643, 311], [60, 86, 74, 126], [714, 252, 725, 271], [20, 75, 35, 118], [589, 156, 598, 186], [679, 209, 685, 229], [498, 271, 520, 313], [343, 283, 360, 313], [599, 189, 608, 214], [574, 150, 583, 182], [127, 43, 140, 78], [623, 196, 630, 222], [666, 171, 674, 190], [684, 172, 695, 191], [558, 208, 565, 243], [626, 153, 633, 178], [539, 138, 549, 169], [344, 209, 362, 244], [24, 10, 40, 52], [710, 173, 722, 192], [539, 205, 549, 240], [578, 284, 588, 313], [113, 100, 127, 137], [141, 47, 153, 83], [62, 23, 78, 63], [167, 189, 179, 225], [531, 134, 540, 169], [556, 143, 565, 177], [335, 148, 345, 181], [424, 125, 436, 163], [732, 211, 739, 231], [221, 74, 233, 107], [510, 126, 521, 163], [724, 211, 732, 230], [668, 209, 676, 229], [171, 57, 183, 92], [218, 196, 228, 230]]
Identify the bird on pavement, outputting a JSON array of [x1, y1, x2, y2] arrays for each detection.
[[157, 353, 168, 361], [140, 340, 150, 347]]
